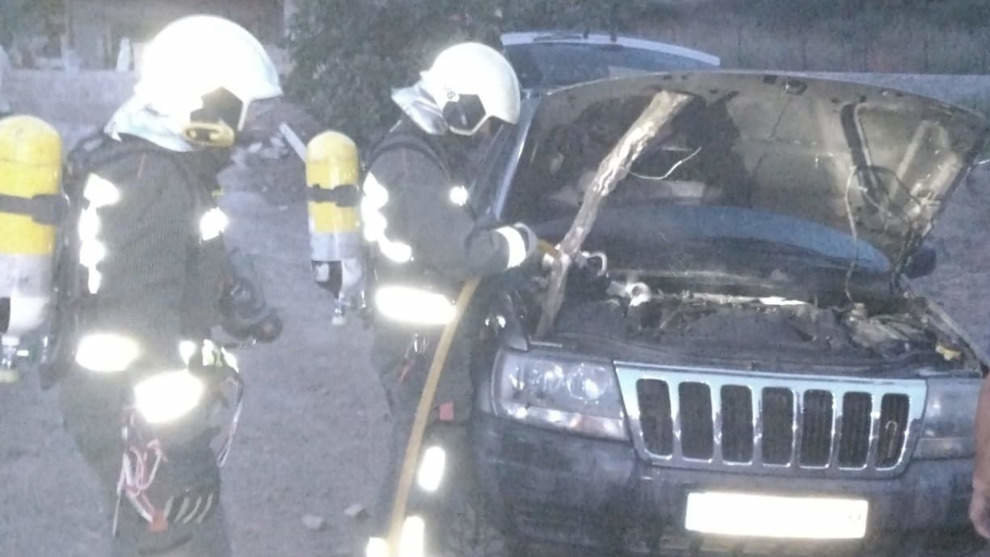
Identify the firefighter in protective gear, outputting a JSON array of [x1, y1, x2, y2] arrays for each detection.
[[54, 15, 282, 557], [361, 42, 537, 550]]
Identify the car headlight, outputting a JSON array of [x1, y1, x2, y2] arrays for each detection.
[[914, 378, 980, 459], [133, 370, 206, 425], [493, 350, 628, 441]]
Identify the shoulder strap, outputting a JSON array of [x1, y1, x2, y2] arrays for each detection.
[[365, 124, 453, 181], [69, 135, 209, 207]]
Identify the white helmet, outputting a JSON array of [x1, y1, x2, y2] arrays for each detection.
[[105, 15, 282, 152], [394, 42, 521, 137]]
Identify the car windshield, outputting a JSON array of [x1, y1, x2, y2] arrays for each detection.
[[504, 41, 718, 89]]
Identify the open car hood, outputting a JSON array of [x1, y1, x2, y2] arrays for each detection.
[[539, 72, 989, 272]]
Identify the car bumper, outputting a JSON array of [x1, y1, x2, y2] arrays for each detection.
[[472, 413, 979, 555]]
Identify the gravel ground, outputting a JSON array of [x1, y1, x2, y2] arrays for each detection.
[[2, 140, 990, 557]]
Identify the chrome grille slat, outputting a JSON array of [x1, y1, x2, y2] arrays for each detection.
[[616, 364, 927, 479], [790, 388, 802, 468], [827, 389, 845, 469], [669, 379, 683, 461], [711, 385, 723, 464], [866, 392, 883, 468], [751, 388, 763, 466]]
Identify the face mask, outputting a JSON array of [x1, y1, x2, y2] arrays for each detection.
[[392, 84, 449, 136]]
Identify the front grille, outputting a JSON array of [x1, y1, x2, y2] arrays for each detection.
[[616, 364, 927, 478]]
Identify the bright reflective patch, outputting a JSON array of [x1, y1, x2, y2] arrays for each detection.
[[361, 210, 387, 242], [495, 226, 527, 268], [399, 516, 425, 557], [78, 202, 108, 294], [179, 340, 197, 365], [75, 332, 141, 373], [133, 370, 205, 425], [199, 208, 228, 241], [87, 270, 103, 295], [78, 208, 101, 241], [78, 239, 107, 268], [363, 174, 389, 209], [365, 537, 388, 557], [380, 238, 413, 264], [83, 174, 121, 208], [220, 347, 239, 371], [201, 338, 219, 367], [416, 445, 446, 493], [448, 185, 469, 206], [374, 285, 455, 326]]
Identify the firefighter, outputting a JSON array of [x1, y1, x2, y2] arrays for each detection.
[[361, 42, 536, 553], [54, 15, 282, 557]]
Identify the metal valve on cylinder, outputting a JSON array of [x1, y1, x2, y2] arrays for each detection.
[[0, 115, 63, 379], [306, 130, 365, 325]]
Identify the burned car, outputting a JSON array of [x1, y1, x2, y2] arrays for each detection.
[[418, 72, 990, 556]]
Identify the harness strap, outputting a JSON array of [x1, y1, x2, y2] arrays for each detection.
[[0, 191, 67, 225], [308, 183, 361, 207]]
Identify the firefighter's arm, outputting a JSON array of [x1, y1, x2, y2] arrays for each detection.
[[972, 375, 990, 538], [386, 152, 536, 278], [83, 155, 195, 372]]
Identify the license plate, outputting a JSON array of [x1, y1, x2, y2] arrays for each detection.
[[685, 491, 868, 540]]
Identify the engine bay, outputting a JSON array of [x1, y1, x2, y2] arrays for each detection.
[[531, 268, 973, 370]]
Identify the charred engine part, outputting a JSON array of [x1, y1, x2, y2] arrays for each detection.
[[554, 275, 947, 361], [842, 309, 937, 359]]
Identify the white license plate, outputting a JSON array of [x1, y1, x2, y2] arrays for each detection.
[[685, 491, 869, 540]]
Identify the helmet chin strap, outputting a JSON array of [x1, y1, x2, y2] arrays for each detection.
[[182, 121, 236, 148]]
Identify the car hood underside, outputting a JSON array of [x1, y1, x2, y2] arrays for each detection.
[[534, 72, 990, 270]]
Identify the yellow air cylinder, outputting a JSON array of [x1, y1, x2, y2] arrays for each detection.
[[0, 115, 62, 365], [306, 131, 364, 322]]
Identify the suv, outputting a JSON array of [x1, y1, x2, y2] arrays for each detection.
[[419, 70, 990, 556]]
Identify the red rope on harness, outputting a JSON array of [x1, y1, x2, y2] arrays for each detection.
[[114, 419, 168, 534]]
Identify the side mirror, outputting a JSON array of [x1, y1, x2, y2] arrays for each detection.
[[904, 245, 937, 279]]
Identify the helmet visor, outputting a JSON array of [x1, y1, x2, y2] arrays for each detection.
[[442, 94, 488, 136], [192, 87, 245, 130]]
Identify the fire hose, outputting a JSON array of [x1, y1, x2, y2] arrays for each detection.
[[382, 243, 563, 554], [385, 278, 481, 553]]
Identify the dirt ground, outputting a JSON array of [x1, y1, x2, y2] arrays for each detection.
[[2, 153, 990, 557]]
